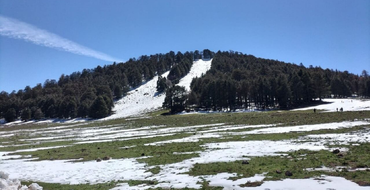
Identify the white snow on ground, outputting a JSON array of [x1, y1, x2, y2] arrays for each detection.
[[0, 171, 42, 190], [1, 159, 149, 185], [293, 98, 370, 112], [303, 132, 370, 145], [231, 175, 369, 190], [104, 71, 170, 120], [2, 118, 90, 127], [0, 140, 328, 189], [106, 59, 212, 120], [177, 59, 212, 91], [235, 121, 369, 135], [1, 119, 370, 189], [200, 173, 369, 190]]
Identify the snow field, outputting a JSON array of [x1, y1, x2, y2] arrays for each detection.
[[292, 98, 370, 112], [1, 59, 370, 190], [1, 118, 370, 189]]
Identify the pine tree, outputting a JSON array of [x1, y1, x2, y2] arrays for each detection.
[[113, 84, 123, 99], [5, 108, 17, 122], [21, 108, 31, 121], [89, 96, 109, 119], [312, 72, 329, 100], [276, 75, 291, 109], [290, 72, 304, 105], [163, 86, 187, 113], [77, 102, 90, 118], [156, 76, 168, 93], [33, 108, 44, 120]]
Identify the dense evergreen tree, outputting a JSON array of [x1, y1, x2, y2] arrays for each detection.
[[21, 108, 31, 121], [187, 50, 366, 111], [312, 72, 329, 100], [89, 96, 109, 119], [163, 86, 188, 113], [33, 108, 44, 120], [0, 50, 192, 121], [276, 75, 291, 109], [4, 108, 16, 122], [156, 76, 168, 93]]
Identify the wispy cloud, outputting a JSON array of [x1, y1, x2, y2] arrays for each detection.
[[0, 15, 121, 62]]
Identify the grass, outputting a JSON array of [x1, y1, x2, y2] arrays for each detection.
[[22, 181, 120, 190], [195, 125, 369, 146], [0, 140, 76, 152], [147, 166, 161, 174], [2, 110, 370, 189], [188, 143, 370, 186], [138, 153, 200, 166], [10, 134, 203, 163], [99, 110, 370, 131], [126, 180, 158, 186], [5, 111, 370, 165]]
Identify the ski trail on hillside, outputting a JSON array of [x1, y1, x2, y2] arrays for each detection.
[[177, 59, 212, 91], [105, 59, 212, 119]]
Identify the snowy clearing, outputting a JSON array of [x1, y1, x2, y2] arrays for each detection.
[[293, 98, 370, 112]]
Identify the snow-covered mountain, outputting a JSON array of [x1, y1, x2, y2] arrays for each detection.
[[104, 59, 212, 119]]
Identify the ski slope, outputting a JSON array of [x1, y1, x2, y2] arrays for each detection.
[[105, 59, 212, 119]]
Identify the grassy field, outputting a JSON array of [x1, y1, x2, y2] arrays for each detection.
[[1, 109, 370, 189]]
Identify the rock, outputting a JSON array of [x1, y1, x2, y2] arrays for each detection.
[[337, 153, 344, 158], [332, 149, 340, 154], [242, 160, 249, 165], [276, 170, 282, 174], [96, 158, 102, 162], [97, 147, 100, 149], [141, 153, 145, 156], [285, 171, 293, 176], [102, 156, 111, 160]]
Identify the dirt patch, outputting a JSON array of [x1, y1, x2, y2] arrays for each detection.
[[239, 181, 263, 187]]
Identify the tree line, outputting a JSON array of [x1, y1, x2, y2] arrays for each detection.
[[163, 50, 370, 113], [0, 50, 197, 122]]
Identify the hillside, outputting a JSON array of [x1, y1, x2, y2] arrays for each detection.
[[0, 49, 369, 123], [187, 51, 370, 111], [105, 59, 212, 119], [0, 50, 197, 122]]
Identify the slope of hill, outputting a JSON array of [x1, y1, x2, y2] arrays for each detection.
[[1, 49, 369, 124], [292, 98, 370, 112], [105, 59, 212, 119], [187, 51, 370, 111]]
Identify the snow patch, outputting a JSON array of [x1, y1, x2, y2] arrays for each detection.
[[0, 171, 42, 190], [293, 98, 370, 112]]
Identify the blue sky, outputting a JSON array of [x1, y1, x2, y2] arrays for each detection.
[[0, 0, 369, 93]]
